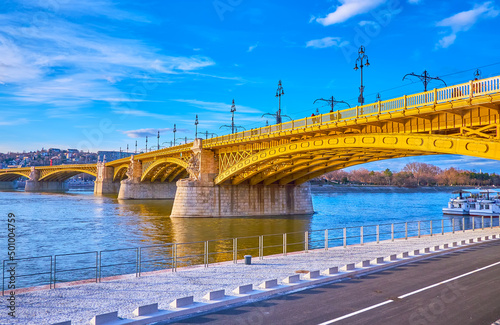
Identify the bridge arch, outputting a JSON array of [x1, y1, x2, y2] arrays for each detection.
[[141, 158, 189, 182], [215, 134, 499, 186], [39, 168, 98, 182], [0, 171, 30, 182], [113, 164, 130, 182]]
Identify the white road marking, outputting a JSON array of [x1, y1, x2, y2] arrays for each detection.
[[317, 260, 500, 324]]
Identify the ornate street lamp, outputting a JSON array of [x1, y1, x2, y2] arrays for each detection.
[[403, 70, 446, 92], [195, 115, 199, 139], [313, 96, 350, 112], [262, 80, 291, 124], [354, 46, 370, 105], [157, 131, 160, 150], [173, 124, 177, 146], [220, 99, 245, 134]]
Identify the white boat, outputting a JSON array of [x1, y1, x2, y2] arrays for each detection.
[[469, 189, 500, 217], [442, 190, 475, 215]]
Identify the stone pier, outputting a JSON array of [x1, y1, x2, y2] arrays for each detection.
[[24, 167, 69, 192], [94, 163, 120, 195], [117, 156, 177, 199], [170, 181, 314, 218]]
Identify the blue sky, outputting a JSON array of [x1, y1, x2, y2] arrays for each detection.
[[1, 0, 500, 172]]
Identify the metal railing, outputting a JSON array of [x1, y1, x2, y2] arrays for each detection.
[[2, 216, 499, 295]]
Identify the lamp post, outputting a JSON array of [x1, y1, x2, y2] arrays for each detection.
[[195, 115, 199, 139], [313, 96, 350, 113], [354, 46, 370, 105], [145, 136, 148, 152], [220, 99, 245, 134], [157, 131, 160, 150], [173, 124, 176, 146], [203, 131, 218, 139], [262, 80, 291, 125]]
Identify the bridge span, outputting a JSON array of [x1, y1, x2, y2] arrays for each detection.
[[1, 76, 500, 217]]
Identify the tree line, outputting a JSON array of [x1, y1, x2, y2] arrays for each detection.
[[318, 162, 500, 187]]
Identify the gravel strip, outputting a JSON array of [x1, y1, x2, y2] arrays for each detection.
[[2, 228, 499, 325]]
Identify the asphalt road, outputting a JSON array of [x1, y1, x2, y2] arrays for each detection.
[[166, 240, 500, 325]]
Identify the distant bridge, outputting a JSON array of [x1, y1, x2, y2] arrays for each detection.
[[1, 75, 499, 217]]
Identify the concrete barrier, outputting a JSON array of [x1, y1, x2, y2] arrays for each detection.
[[134, 303, 158, 316], [305, 271, 320, 279], [170, 296, 194, 309], [413, 249, 420, 256], [204, 289, 226, 301], [344, 263, 355, 270], [376, 257, 384, 264], [234, 284, 253, 294], [260, 279, 278, 289], [389, 254, 397, 261], [325, 267, 338, 275], [284, 275, 300, 284], [90, 311, 118, 325]]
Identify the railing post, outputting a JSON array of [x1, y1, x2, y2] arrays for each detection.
[[404, 95, 407, 109], [482, 216, 484, 230], [259, 235, 263, 260], [434, 88, 438, 104], [54, 256, 57, 288], [378, 101, 381, 114], [50, 256, 53, 290], [305, 231, 309, 253], [391, 223, 394, 241], [376, 225, 379, 244], [405, 222, 408, 240], [491, 216, 493, 229], [463, 217, 465, 232], [343, 228, 347, 248], [356, 106, 359, 118], [430, 220, 433, 236], [473, 217, 475, 231], [469, 80, 474, 98], [233, 238, 237, 263], [452, 218, 455, 234], [98, 251, 102, 283], [418, 221, 421, 238], [283, 233, 287, 256], [324, 229, 328, 250], [441, 219, 444, 235], [360, 226, 364, 246]]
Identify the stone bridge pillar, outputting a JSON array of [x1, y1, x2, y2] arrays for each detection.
[[25, 167, 69, 192], [171, 139, 314, 218], [117, 156, 177, 200], [94, 162, 120, 195]]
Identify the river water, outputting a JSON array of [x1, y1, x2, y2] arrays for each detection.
[[0, 186, 482, 288]]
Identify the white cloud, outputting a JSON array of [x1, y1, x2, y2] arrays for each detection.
[[0, 118, 30, 126], [358, 20, 378, 27], [316, 0, 387, 26], [306, 37, 348, 49], [436, 2, 499, 48], [247, 42, 259, 52]]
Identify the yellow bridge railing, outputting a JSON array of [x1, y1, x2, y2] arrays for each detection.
[[202, 76, 500, 147]]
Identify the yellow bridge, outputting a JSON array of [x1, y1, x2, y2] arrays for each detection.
[[1, 75, 499, 217]]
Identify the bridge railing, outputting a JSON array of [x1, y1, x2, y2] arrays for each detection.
[[2, 215, 498, 294], [201, 75, 500, 148]]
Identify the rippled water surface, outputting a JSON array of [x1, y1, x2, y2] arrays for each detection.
[[0, 186, 457, 257]]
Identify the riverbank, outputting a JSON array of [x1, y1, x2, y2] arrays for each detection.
[[4, 227, 499, 325]]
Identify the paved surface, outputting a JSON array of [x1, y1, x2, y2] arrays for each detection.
[[1, 228, 499, 324], [168, 240, 500, 325]]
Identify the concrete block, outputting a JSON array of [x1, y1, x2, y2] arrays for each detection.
[[234, 284, 253, 294], [170, 296, 194, 309], [413, 249, 420, 255], [389, 254, 397, 261], [345, 263, 355, 270], [90, 311, 118, 325], [424, 248, 430, 253], [469, 239, 474, 243], [260, 279, 278, 289], [204, 290, 225, 301], [443, 244, 449, 249], [305, 270, 320, 279], [453, 242, 458, 247], [361, 260, 370, 267], [325, 267, 338, 275], [51, 322, 71, 325], [376, 257, 384, 264], [284, 275, 300, 284], [133, 303, 158, 317]]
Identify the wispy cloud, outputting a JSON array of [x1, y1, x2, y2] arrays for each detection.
[[306, 37, 348, 49], [247, 42, 259, 52], [408, 0, 422, 4], [112, 108, 175, 121], [0, 118, 30, 126], [122, 127, 190, 139], [316, 0, 387, 26], [436, 2, 499, 48], [172, 99, 263, 114], [0, 9, 214, 114]]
